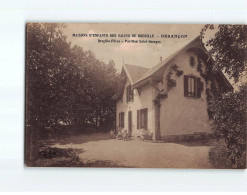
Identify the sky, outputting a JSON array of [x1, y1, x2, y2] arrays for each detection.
[[63, 23, 206, 71]]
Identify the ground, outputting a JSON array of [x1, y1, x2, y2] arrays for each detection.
[[38, 132, 214, 168]]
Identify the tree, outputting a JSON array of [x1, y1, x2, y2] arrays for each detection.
[[26, 23, 71, 130], [201, 25, 247, 168], [26, 23, 119, 164], [26, 23, 119, 135], [208, 84, 246, 168], [201, 25, 247, 83]]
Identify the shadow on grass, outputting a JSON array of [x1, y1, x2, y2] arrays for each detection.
[[82, 160, 132, 168], [170, 139, 213, 147], [46, 159, 132, 168], [41, 132, 112, 146], [27, 146, 131, 168]]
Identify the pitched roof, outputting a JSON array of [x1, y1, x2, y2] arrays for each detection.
[[121, 36, 232, 91], [123, 64, 149, 84], [133, 36, 204, 85]]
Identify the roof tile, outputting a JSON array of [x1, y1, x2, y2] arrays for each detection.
[[123, 64, 149, 83]]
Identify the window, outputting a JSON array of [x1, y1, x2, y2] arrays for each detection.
[[188, 76, 196, 97], [126, 85, 133, 102], [137, 108, 148, 130], [119, 112, 124, 128], [184, 75, 203, 98]]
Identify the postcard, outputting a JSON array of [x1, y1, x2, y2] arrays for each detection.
[[25, 23, 246, 168]]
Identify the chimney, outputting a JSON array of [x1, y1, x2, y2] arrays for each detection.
[[160, 56, 162, 62]]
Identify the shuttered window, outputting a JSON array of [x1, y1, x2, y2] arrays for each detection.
[[196, 78, 201, 98], [137, 108, 148, 130], [119, 112, 124, 128], [119, 113, 120, 127], [184, 75, 188, 97], [184, 75, 203, 98], [188, 76, 196, 97], [137, 110, 140, 129], [126, 85, 133, 102]]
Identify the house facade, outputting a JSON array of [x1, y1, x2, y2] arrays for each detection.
[[116, 37, 232, 141]]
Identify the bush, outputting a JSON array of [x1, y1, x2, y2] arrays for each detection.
[[208, 84, 246, 169], [209, 139, 246, 169], [141, 130, 153, 141], [209, 139, 229, 168], [110, 129, 132, 141], [27, 147, 83, 167]]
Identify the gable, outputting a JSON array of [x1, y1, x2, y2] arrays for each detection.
[[116, 64, 147, 100], [133, 36, 204, 86], [115, 70, 127, 100], [132, 36, 233, 91], [123, 64, 149, 84]]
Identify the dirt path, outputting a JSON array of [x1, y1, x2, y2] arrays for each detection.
[[53, 132, 213, 168]]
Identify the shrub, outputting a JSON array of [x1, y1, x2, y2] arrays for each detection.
[[111, 129, 132, 141], [209, 139, 229, 168], [208, 84, 246, 169], [109, 130, 116, 138], [141, 130, 153, 141]]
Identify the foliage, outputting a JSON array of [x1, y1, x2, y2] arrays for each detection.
[[27, 147, 83, 167], [109, 130, 116, 138], [208, 139, 229, 168], [166, 64, 184, 92], [208, 85, 246, 168], [26, 23, 119, 137], [141, 130, 153, 141], [31, 146, 127, 167], [156, 91, 168, 99], [201, 25, 247, 83], [189, 56, 195, 67], [114, 130, 132, 141], [196, 56, 203, 73], [209, 137, 246, 169], [154, 64, 183, 101], [201, 25, 247, 168]]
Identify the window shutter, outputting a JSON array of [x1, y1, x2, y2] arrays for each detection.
[[131, 88, 133, 101], [122, 112, 124, 128], [140, 109, 143, 129], [194, 77, 197, 97], [184, 75, 188, 97], [197, 78, 201, 98], [119, 113, 122, 127], [144, 108, 148, 130], [119, 113, 120, 127], [126, 87, 128, 102], [137, 110, 140, 129]]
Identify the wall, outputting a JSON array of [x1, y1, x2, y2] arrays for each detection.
[[116, 76, 155, 137], [159, 50, 213, 137]]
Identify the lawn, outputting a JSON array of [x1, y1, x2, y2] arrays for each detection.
[[37, 132, 214, 168]]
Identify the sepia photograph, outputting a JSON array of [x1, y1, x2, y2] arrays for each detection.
[[25, 23, 246, 169]]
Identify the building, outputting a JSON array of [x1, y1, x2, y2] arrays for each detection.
[[116, 36, 233, 141]]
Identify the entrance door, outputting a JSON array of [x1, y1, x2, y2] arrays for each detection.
[[128, 111, 132, 133]]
